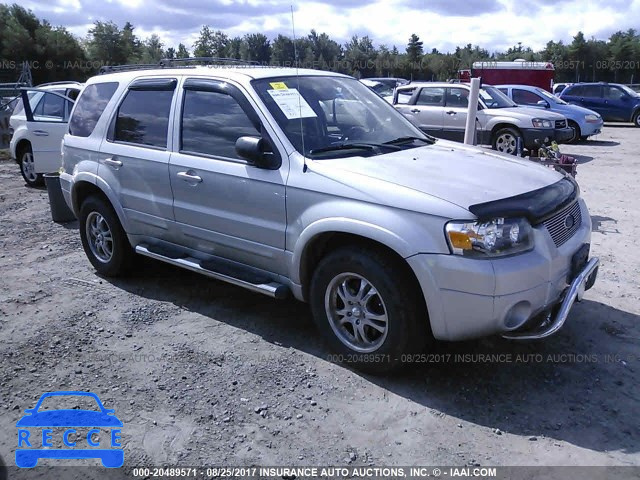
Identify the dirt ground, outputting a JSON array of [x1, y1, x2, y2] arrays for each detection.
[[0, 126, 638, 476]]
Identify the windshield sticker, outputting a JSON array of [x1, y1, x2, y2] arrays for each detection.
[[269, 82, 288, 90], [267, 88, 317, 119]]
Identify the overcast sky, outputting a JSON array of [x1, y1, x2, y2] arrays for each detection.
[[9, 0, 640, 53]]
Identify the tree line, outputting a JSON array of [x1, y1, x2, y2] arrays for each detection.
[[1, 3, 639, 86]]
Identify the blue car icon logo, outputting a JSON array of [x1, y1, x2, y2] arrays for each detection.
[[16, 391, 123, 468]]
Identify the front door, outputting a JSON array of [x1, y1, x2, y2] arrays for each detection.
[[441, 87, 470, 141], [169, 78, 287, 274]]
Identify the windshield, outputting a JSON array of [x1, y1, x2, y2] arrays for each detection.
[[536, 88, 567, 105], [480, 86, 517, 108], [252, 76, 433, 158]]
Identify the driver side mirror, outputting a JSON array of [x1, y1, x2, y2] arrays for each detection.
[[537, 100, 550, 108], [235, 136, 281, 170]]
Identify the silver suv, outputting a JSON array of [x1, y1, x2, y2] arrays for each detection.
[[393, 82, 573, 154], [60, 64, 598, 372]]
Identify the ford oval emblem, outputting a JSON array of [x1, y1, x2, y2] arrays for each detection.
[[564, 214, 575, 229]]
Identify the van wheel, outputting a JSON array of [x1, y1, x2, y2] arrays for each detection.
[[309, 246, 427, 373], [18, 145, 44, 187], [567, 120, 581, 144], [492, 127, 521, 155], [79, 195, 133, 277]]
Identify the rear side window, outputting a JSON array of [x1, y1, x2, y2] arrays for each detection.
[[69, 82, 119, 137], [181, 89, 260, 159], [113, 89, 174, 148], [33, 93, 65, 119]]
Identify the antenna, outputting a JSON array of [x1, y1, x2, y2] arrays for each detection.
[[291, 5, 308, 172]]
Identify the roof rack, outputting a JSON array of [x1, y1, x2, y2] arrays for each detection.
[[99, 57, 261, 75], [36, 80, 83, 87]]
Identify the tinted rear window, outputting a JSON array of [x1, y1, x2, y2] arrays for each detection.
[[69, 83, 119, 137], [113, 89, 174, 148]]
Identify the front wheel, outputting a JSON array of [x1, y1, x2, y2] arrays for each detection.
[[633, 111, 640, 128], [492, 127, 522, 155], [567, 120, 581, 144], [79, 195, 133, 277], [18, 145, 44, 187], [309, 246, 429, 373]]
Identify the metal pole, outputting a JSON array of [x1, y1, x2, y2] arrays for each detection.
[[464, 77, 480, 145]]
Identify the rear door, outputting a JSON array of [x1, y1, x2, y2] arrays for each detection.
[[20, 89, 74, 174], [99, 78, 177, 238], [394, 86, 444, 136]]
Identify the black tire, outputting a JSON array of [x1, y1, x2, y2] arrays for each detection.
[[580, 135, 590, 142], [492, 127, 522, 155], [18, 144, 44, 187], [309, 246, 430, 373], [633, 111, 640, 128], [567, 120, 581, 144], [79, 195, 133, 277]]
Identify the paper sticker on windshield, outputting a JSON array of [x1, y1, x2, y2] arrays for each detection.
[[267, 88, 316, 119], [269, 82, 288, 90]]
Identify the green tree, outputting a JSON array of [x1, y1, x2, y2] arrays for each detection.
[[406, 33, 423, 64], [176, 43, 190, 58], [240, 33, 270, 63]]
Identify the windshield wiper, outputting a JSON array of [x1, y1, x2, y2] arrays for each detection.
[[383, 135, 436, 145], [308, 142, 401, 155]]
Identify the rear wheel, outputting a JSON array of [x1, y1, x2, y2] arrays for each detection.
[[633, 111, 640, 128], [18, 145, 44, 187], [567, 120, 581, 144], [309, 246, 429, 373], [492, 127, 521, 155], [79, 195, 133, 276]]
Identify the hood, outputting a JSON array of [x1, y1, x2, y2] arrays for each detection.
[[307, 140, 563, 213], [485, 105, 566, 120], [554, 103, 602, 117]]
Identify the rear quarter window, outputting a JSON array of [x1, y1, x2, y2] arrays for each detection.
[[69, 82, 119, 137]]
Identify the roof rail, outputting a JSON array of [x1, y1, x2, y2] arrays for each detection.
[[99, 57, 262, 75], [159, 57, 260, 66], [36, 80, 83, 87]]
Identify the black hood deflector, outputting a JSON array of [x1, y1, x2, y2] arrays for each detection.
[[468, 177, 578, 224]]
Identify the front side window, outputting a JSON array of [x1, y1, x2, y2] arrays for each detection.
[[604, 86, 625, 100], [69, 82, 119, 137], [181, 89, 260, 159], [512, 89, 542, 106], [113, 89, 174, 148], [446, 88, 469, 107], [416, 87, 444, 106], [252, 76, 432, 158]]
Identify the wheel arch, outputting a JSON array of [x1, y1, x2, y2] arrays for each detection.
[[71, 177, 129, 231], [14, 138, 32, 163]]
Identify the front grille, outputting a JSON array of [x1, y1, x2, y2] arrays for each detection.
[[555, 119, 567, 129], [543, 201, 582, 247]]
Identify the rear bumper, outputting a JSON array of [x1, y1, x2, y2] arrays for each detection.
[[408, 199, 595, 341]]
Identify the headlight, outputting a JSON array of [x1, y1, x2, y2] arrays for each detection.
[[585, 113, 600, 122], [445, 217, 534, 258], [532, 118, 553, 128]]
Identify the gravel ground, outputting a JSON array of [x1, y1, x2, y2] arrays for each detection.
[[0, 127, 638, 477]]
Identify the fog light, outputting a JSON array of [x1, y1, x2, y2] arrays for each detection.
[[504, 301, 531, 330]]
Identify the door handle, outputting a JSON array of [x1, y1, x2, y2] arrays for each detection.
[[177, 171, 203, 183], [410, 109, 420, 113], [103, 158, 123, 168], [446, 111, 457, 115], [33, 130, 49, 136]]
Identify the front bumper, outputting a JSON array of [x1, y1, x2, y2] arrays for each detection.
[[502, 256, 598, 339], [407, 198, 596, 341], [520, 127, 555, 148], [553, 126, 575, 144]]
